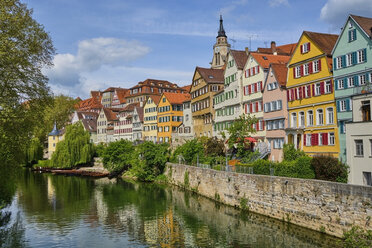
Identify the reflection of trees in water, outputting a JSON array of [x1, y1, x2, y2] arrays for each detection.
[[0, 211, 26, 248]]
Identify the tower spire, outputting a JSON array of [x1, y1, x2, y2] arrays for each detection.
[[217, 15, 227, 38]]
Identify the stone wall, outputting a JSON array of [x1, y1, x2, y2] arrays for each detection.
[[165, 163, 372, 237]]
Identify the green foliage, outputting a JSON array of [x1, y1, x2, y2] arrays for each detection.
[[50, 122, 94, 168], [184, 171, 189, 188], [226, 114, 258, 150], [36, 160, 50, 168], [131, 142, 170, 181], [240, 197, 249, 211], [94, 143, 106, 157], [343, 226, 372, 248], [102, 140, 134, 173], [311, 155, 349, 183], [25, 137, 43, 165], [171, 139, 204, 165], [283, 144, 306, 161], [202, 137, 225, 157]]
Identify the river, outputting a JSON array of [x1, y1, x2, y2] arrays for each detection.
[[0, 169, 342, 247]]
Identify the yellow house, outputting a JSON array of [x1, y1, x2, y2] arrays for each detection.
[[143, 95, 161, 143], [157, 92, 190, 143], [286, 31, 340, 157], [48, 123, 64, 158]]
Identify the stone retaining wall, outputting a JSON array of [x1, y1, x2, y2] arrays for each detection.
[[165, 163, 372, 237]]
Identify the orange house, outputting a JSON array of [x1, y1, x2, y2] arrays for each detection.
[[157, 92, 190, 143]]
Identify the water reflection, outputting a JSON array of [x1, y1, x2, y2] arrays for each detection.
[[11, 170, 342, 247]]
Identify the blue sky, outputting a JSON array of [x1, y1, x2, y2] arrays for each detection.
[[23, 0, 372, 98]]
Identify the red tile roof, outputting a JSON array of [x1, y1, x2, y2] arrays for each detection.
[[181, 85, 192, 93], [81, 119, 97, 132], [116, 88, 129, 104], [251, 53, 290, 68], [271, 63, 288, 87], [351, 14, 372, 38], [103, 87, 122, 93], [134, 106, 144, 122], [303, 31, 339, 55], [103, 108, 120, 121], [230, 50, 248, 69], [196, 67, 224, 84], [77, 97, 103, 111], [90, 91, 102, 100], [148, 95, 161, 105], [257, 43, 297, 56], [121, 103, 140, 113], [130, 79, 179, 90], [163, 92, 191, 104]]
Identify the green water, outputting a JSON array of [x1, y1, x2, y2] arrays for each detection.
[[1, 170, 342, 247]]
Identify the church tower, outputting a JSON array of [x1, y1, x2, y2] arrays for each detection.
[[211, 15, 230, 69]]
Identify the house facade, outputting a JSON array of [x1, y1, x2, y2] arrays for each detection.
[[191, 67, 224, 137], [172, 99, 193, 145], [114, 103, 138, 141], [132, 106, 144, 141], [242, 52, 290, 141], [111, 88, 129, 108], [71, 111, 98, 143], [47, 123, 64, 158], [346, 93, 372, 186], [262, 63, 289, 162], [332, 14, 372, 162], [97, 108, 119, 143], [143, 96, 160, 143], [286, 31, 339, 157], [157, 92, 190, 143]]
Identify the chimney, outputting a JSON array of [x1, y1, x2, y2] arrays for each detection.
[[271, 41, 277, 55], [245, 47, 249, 55]]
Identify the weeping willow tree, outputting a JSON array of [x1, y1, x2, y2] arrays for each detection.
[[25, 137, 43, 165], [50, 122, 94, 168]]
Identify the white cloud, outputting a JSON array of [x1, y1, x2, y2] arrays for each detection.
[[45, 37, 150, 97], [320, 0, 372, 29], [269, 0, 289, 7]]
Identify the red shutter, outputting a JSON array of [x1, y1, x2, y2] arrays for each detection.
[[308, 85, 312, 97], [254, 83, 257, 92], [292, 89, 295, 100], [253, 67, 255, 75], [255, 102, 259, 112], [312, 84, 315, 96], [300, 44, 303, 54], [293, 67, 296, 78], [323, 133, 328, 145], [314, 133, 319, 146], [330, 80, 333, 93], [299, 86, 303, 99], [260, 101, 263, 111], [318, 59, 322, 71], [248, 85, 251, 94], [303, 134, 306, 146], [249, 103, 253, 113], [311, 134, 315, 146], [307, 43, 310, 52], [302, 86, 306, 98], [287, 91, 290, 102], [262, 120, 265, 130], [257, 66, 260, 73], [256, 122, 259, 130], [308, 62, 313, 74], [300, 65, 304, 76], [320, 81, 325, 95], [248, 69, 251, 77], [245, 104, 247, 114]]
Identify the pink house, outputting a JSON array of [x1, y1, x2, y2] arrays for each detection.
[[262, 63, 289, 161]]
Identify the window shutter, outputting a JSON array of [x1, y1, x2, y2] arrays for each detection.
[[348, 30, 352, 42], [300, 44, 303, 54], [307, 42, 310, 51], [352, 52, 357, 64], [293, 67, 296, 78], [333, 58, 337, 70], [260, 101, 263, 111], [309, 62, 313, 74], [300, 65, 304, 76], [303, 134, 306, 146], [249, 103, 253, 113], [245, 104, 248, 114], [354, 75, 359, 86], [291, 89, 295, 100], [336, 100, 340, 112], [363, 48, 367, 62], [318, 59, 321, 71], [256, 122, 259, 130], [312, 84, 315, 96], [335, 80, 338, 90], [262, 120, 265, 130], [302, 86, 306, 98], [257, 66, 260, 73], [308, 85, 312, 97], [353, 29, 357, 40], [248, 69, 251, 77], [330, 80, 333, 93], [256, 102, 259, 112], [342, 55, 346, 68], [320, 81, 325, 95], [323, 133, 328, 145], [299, 86, 303, 99], [287, 91, 290, 102], [311, 134, 315, 146], [248, 85, 251, 94], [314, 133, 319, 146]]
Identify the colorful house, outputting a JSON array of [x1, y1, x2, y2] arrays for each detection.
[[97, 108, 119, 143], [191, 67, 224, 138], [332, 14, 372, 162], [157, 92, 190, 143], [143, 95, 161, 143], [286, 31, 339, 157], [213, 50, 247, 139], [132, 105, 144, 141], [47, 123, 64, 158], [172, 98, 194, 146], [262, 63, 289, 162], [115, 103, 139, 141], [242, 52, 290, 142]]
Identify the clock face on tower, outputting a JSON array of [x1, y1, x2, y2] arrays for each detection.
[[215, 47, 220, 53]]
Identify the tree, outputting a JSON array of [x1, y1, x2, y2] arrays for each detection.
[[50, 122, 94, 168], [226, 114, 258, 158], [102, 140, 135, 173], [0, 0, 54, 167]]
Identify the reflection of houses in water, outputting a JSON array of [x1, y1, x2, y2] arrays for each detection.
[[47, 177, 56, 208], [94, 188, 109, 222], [144, 209, 185, 247]]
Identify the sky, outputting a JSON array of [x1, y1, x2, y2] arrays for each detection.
[[23, 0, 372, 99]]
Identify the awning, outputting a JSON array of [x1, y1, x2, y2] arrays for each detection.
[[245, 137, 257, 143]]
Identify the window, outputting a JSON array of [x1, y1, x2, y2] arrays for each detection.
[[303, 63, 309, 76], [329, 133, 335, 145], [340, 100, 347, 112], [359, 74, 366, 85], [302, 42, 310, 53], [307, 110, 313, 126], [338, 79, 344, 89], [336, 56, 342, 69], [363, 172, 372, 186], [279, 119, 284, 129], [313, 60, 320, 73], [357, 49, 366, 63], [348, 77, 354, 88], [325, 81, 331, 93], [346, 53, 352, 66], [355, 140, 364, 156], [299, 112, 305, 127], [277, 100, 282, 110], [348, 29, 356, 42], [318, 133, 323, 146], [326, 108, 334, 124], [316, 109, 324, 125], [162, 98, 166, 102], [361, 100, 371, 122], [295, 66, 301, 78], [315, 83, 321, 96], [291, 113, 297, 128]]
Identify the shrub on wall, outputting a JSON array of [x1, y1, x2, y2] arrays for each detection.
[[283, 144, 306, 161], [311, 155, 348, 183], [102, 140, 134, 173], [171, 139, 204, 165]]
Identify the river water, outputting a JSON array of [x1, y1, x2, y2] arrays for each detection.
[[1, 170, 342, 247]]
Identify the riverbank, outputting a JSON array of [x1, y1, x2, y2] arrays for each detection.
[[165, 162, 372, 238]]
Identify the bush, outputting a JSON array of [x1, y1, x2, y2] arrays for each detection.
[[283, 144, 306, 161], [202, 137, 225, 157], [171, 139, 204, 165], [94, 143, 106, 157], [102, 140, 135, 173], [343, 226, 372, 248], [311, 155, 348, 183], [37, 160, 51, 168]]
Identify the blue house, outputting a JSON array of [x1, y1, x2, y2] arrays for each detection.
[[332, 14, 372, 162]]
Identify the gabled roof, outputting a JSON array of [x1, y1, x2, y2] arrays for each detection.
[[76, 97, 103, 110], [181, 85, 192, 93], [81, 119, 97, 133], [250, 53, 290, 69], [230, 50, 248, 70], [90, 91, 102, 100], [195, 67, 224, 84], [103, 87, 122, 93], [134, 106, 144, 122], [115, 88, 129, 104], [351, 14, 372, 38], [103, 108, 119, 121], [257, 43, 297, 56], [148, 95, 161, 105], [121, 103, 140, 113], [270, 63, 288, 87], [130, 79, 179, 90], [162, 92, 191, 104], [303, 31, 339, 56], [76, 111, 99, 120]]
